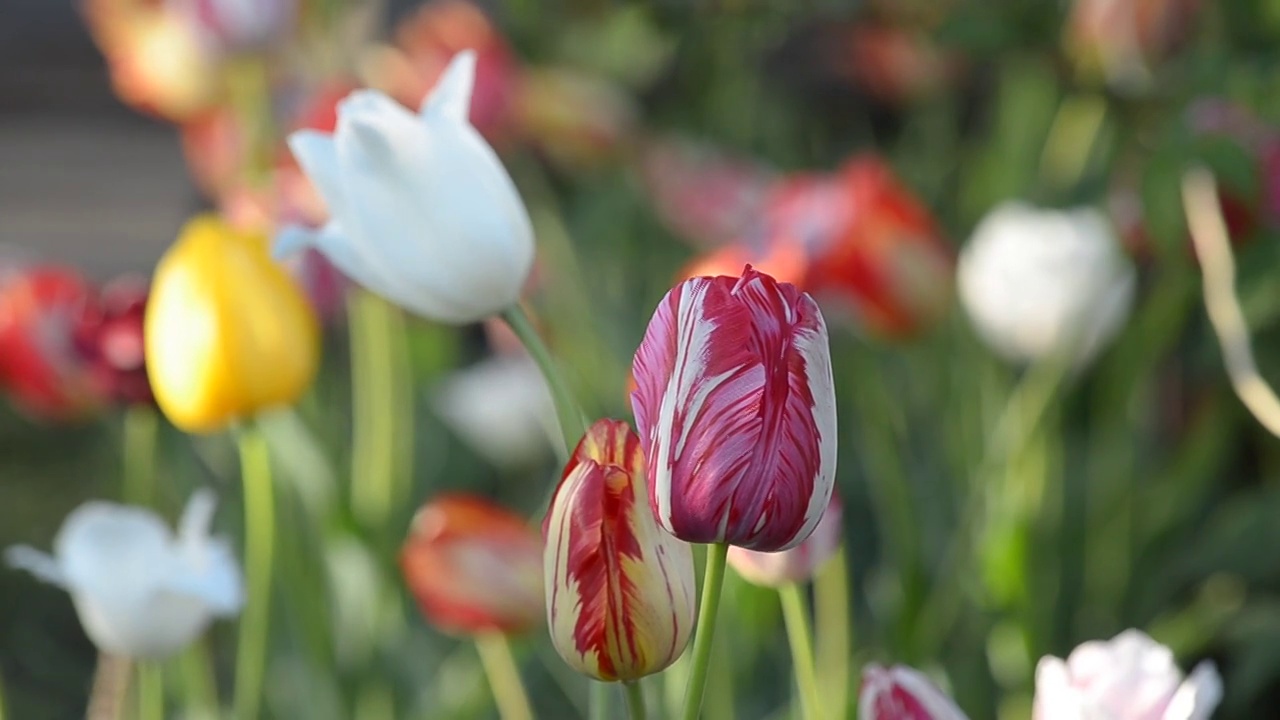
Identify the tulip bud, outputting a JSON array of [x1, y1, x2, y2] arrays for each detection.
[[400, 494, 544, 635], [171, 0, 298, 54], [631, 266, 837, 551], [727, 494, 842, 587], [145, 214, 319, 433], [859, 664, 970, 720], [279, 51, 535, 324], [957, 202, 1136, 368], [544, 419, 696, 681], [6, 490, 243, 659], [1033, 630, 1222, 720]]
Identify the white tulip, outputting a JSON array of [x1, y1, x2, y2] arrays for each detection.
[[957, 201, 1136, 366], [277, 51, 535, 325], [432, 355, 558, 469], [5, 490, 243, 659], [1034, 629, 1222, 720]]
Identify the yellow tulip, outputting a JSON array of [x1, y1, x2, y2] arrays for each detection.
[[145, 215, 319, 433]]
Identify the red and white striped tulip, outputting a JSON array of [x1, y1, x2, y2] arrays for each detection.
[[727, 493, 842, 587], [860, 664, 971, 720], [543, 419, 696, 682], [630, 266, 837, 551]]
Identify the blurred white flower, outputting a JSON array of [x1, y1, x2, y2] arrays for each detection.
[[860, 664, 971, 720], [5, 490, 243, 659], [957, 201, 1136, 366], [1034, 629, 1222, 720], [278, 51, 536, 324], [432, 356, 557, 469]]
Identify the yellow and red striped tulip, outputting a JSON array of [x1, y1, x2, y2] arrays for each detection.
[[543, 419, 696, 682], [400, 494, 544, 635], [144, 214, 319, 433]]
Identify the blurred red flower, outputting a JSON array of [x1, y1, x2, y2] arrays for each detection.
[[74, 277, 153, 407]]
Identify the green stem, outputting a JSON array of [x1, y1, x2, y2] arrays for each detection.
[[624, 681, 646, 720], [589, 681, 611, 720], [134, 662, 163, 720], [502, 304, 587, 459], [233, 424, 275, 720], [122, 406, 158, 507], [681, 543, 730, 720], [779, 585, 823, 720], [814, 548, 851, 720], [474, 633, 534, 720], [348, 290, 414, 531], [178, 641, 219, 717]]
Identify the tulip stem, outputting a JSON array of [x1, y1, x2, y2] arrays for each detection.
[[234, 424, 275, 720], [814, 547, 851, 719], [681, 543, 730, 720], [121, 405, 159, 508], [86, 653, 130, 720], [624, 681, 647, 720], [502, 304, 586, 460], [474, 632, 534, 720], [779, 584, 823, 720]]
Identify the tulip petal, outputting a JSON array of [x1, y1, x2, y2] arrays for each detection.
[[4, 546, 67, 586], [631, 268, 837, 550], [421, 50, 477, 123], [287, 130, 348, 220]]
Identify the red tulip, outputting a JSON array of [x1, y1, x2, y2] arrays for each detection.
[[0, 266, 103, 421], [727, 493, 842, 587], [73, 276, 153, 406], [799, 156, 953, 338], [630, 266, 837, 551], [543, 419, 695, 681], [860, 664, 970, 720], [400, 494, 543, 635]]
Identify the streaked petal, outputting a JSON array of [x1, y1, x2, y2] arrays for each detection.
[[545, 419, 695, 681], [631, 267, 836, 550]]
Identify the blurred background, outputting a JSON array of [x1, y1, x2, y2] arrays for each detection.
[[4, 0, 1280, 718]]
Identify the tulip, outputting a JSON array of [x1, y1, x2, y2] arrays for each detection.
[[145, 214, 319, 433], [1064, 0, 1202, 93], [677, 239, 808, 290], [0, 265, 104, 421], [432, 356, 559, 470], [543, 418, 696, 681], [5, 490, 243, 659], [278, 51, 536, 325], [73, 276, 153, 407], [957, 202, 1136, 367], [859, 664, 971, 720], [727, 493, 842, 587], [401, 494, 544, 635], [1033, 630, 1222, 720], [630, 266, 837, 551], [640, 136, 778, 248], [797, 157, 954, 339]]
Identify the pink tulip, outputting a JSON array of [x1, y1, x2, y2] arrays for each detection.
[[860, 664, 970, 720], [1034, 630, 1221, 720], [727, 493, 842, 587], [630, 265, 837, 551]]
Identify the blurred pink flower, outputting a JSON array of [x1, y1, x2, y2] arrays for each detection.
[[859, 664, 970, 720], [1033, 630, 1221, 720], [728, 493, 843, 587], [1064, 0, 1202, 92], [170, 0, 297, 53]]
